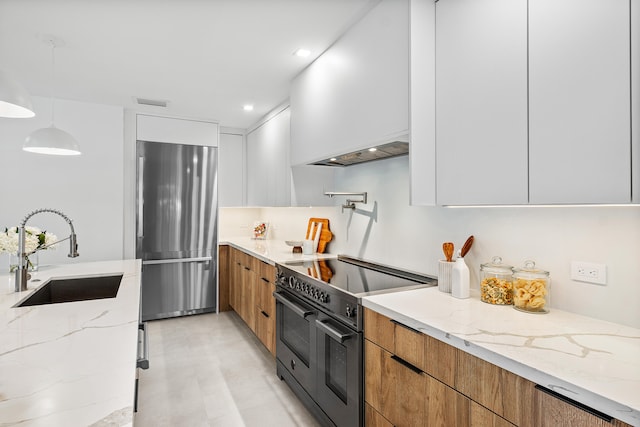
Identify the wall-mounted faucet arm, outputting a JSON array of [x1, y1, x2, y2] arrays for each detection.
[[324, 191, 368, 212]]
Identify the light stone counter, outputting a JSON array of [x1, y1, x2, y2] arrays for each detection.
[[0, 259, 141, 427], [362, 287, 640, 426], [220, 237, 337, 265]]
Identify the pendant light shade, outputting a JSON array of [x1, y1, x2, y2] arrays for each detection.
[[23, 37, 81, 156], [23, 126, 81, 155], [0, 69, 35, 118]]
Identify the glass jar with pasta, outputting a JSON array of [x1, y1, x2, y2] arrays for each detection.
[[512, 260, 550, 314], [480, 256, 514, 305]]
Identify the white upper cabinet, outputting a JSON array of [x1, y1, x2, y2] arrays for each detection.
[[136, 114, 219, 147], [435, 0, 528, 205], [409, 0, 437, 206], [246, 107, 291, 207], [218, 132, 245, 207], [529, 0, 631, 204], [290, 0, 409, 166]]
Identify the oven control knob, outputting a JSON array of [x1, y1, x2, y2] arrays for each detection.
[[319, 292, 327, 303], [345, 304, 356, 318], [313, 290, 319, 299], [288, 277, 295, 289]]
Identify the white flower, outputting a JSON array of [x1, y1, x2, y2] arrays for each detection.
[[0, 226, 59, 255]]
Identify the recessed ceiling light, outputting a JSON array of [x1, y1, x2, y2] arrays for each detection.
[[368, 147, 377, 152], [294, 48, 311, 58], [330, 158, 337, 162], [243, 104, 254, 112]]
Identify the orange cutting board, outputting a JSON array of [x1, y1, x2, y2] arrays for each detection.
[[305, 218, 333, 253]]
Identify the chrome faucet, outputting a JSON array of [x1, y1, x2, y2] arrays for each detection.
[[15, 208, 79, 292]]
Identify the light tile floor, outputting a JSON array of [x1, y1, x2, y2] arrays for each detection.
[[135, 311, 322, 427]]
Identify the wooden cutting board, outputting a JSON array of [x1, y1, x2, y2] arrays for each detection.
[[305, 218, 333, 253]]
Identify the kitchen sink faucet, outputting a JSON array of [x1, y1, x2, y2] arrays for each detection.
[[15, 208, 79, 292]]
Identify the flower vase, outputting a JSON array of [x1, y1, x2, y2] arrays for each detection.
[[9, 252, 38, 273]]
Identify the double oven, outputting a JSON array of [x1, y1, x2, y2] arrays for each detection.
[[274, 256, 437, 427]]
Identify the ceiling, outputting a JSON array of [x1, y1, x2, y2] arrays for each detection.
[[0, 0, 375, 129]]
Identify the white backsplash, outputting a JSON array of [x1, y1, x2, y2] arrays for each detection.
[[221, 156, 640, 329]]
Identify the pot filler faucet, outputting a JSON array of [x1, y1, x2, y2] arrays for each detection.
[[324, 191, 368, 213], [15, 208, 79, 292]]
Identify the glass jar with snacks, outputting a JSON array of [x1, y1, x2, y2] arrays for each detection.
[[480, 256, 514, 305], [512, 260, 550, 314]]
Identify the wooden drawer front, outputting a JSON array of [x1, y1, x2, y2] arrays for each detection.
[[364, 308, 395, 353], [391, 353, 427, 426], [364, 340, 396, 422], [365, 403, 394, 427], [535, 385, 621, 427], [456, 351, 536, 427], [424, 334, 456, 386], [394, 321, 425, 372], [425, 375, 470, 427], [470, 401, 515, 427], [260, 261, 275, 282]]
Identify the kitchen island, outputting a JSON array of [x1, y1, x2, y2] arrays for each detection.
[[0, 259, 141, 427], [362, 287, 640, 426]]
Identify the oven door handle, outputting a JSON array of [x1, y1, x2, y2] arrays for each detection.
[[315, 319, 356, 343], [274, 292, 314, 318]]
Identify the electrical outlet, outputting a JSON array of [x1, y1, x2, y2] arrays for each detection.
[[571, 261, 607, 285]]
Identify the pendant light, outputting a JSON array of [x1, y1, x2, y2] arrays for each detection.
[[23, 38, 81, 156], [0, 69, 35, 118]]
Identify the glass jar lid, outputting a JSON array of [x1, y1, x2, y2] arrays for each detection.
[[480, 256, 513, 275], [512, 260, 549, 279]]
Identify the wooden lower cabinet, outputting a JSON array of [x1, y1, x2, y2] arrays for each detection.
[[218, 245, 231, 311], [470, 402, 515, 427], [225, 246, 276, 356], [364, 307, 631, 427], [365, 403, 394, 427]]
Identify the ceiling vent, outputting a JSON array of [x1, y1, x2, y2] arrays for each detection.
[[135, 97, 168, 108], [311, 140, 409, 167]]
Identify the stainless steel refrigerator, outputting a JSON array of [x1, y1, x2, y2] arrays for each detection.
[[136, 140, 218, 321]]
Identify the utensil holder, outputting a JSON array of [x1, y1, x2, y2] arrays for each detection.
[[438, 260, 454, 293]]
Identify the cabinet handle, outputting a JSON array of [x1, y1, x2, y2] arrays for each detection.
[[391, 319, 421, 334], [391, 355, 424, 375], [534, 385, 613, 422], [244, 266, 250, 271], [261, 277, 269, 283], [261, 310, 269, 318]]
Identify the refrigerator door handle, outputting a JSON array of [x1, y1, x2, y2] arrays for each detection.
[[137, 156, 144, 239], [142, 256, 212, 265]]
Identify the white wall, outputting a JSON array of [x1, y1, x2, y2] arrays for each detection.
[[0, 97, 124, 268], [220, 156, 640, 329], [330, 156, 640, 328]]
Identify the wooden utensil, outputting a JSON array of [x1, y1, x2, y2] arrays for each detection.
[[442, 242, 454, 262], [460, 235, 474, 258]]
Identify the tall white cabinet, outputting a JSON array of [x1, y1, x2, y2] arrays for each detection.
[[529, 0, 631, 204], [246, 107, 291, 207], [435, 0, 528, 205], [219, 131, 245, 207]]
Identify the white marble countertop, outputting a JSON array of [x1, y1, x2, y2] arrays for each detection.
[[220, 237, 337, 265], [362, 287, 640, 426], [0, 259, 141, 427]]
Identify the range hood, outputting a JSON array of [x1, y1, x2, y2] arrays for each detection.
[[310, 140, 409, 167]]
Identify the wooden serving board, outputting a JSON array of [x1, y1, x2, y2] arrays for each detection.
[[305, 218, 333, 253]]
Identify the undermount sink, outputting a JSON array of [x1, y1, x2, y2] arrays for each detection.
[[15, 274, 123, 307]]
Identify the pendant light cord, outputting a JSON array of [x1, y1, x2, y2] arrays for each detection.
[[50, 39, 56, 127]]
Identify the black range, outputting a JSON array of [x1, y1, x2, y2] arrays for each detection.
[[274, 255, 437, 427]]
